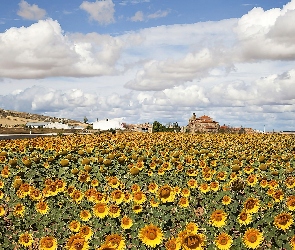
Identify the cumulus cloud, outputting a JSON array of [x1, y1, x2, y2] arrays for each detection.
[[80, 0, 115, 25], [0, 19, 126, 78], [17, 0, 47, 20]]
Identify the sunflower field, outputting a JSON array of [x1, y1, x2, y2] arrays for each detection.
[[0, 132, 295, 250]]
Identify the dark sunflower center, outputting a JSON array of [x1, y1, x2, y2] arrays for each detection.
[[147, 229, 157, 240], [248, 233, 257, 243], [184, 235, 200, 248], [160, 188, 171, 198]]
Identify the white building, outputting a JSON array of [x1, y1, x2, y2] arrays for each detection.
[[92, 118, 124, 131]]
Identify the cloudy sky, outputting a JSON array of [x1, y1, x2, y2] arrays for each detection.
[[0, 0, 295, 131]]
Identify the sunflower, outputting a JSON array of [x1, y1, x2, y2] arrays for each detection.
[[215, 232, 233, 250], [216, 171, 227, 181], [179, 231, 206, 250], [221, 195, 231, 205], [79, 225, 93, 241], [259, 179, 268, 188], [29, 188, 42, 201], [178, 197, 189, 208], [14, 203, 25, 217], [108, 176, 120, 188], [78, 171, 90, 183], [96, 243, 116, 250], [274, 212, 293, 231], [93, 203, 108, 218], [237, 211, 252, 226], [186, 222, 198, 234], [19, 232, 34, 247], [209, 209, 227, 228], [39, 236, 58, 250], [133, 190, 147, 204], [0, 190, 4, 199], [244, 165, 254, 174], [187, 179, 198, 189], [85, 188, 97, 202], [243, 228, 263, 249], [150, 197, 160, 208], [124, 192, 132, 203], [132, 204, 143, 213], [121, 215, 133, 229], [72, 190, 84, 203], [286, 196, 295, 211], [247, 174, 257, 186], [66, 234, 88, 250], [165, 238, 181, 250], [158, 185, 176, 203], [80, 210, 92, 222], [138, 224, 163, 248], [0, 205, 5, 216], [130, 184, 141, 192], [69, 221, 81, 233], [36, 201, 49, 215], [108, 204, 121, 218], [244, 198, 260, 213], [199, 183, 210, 194], [272, 189, 284, 202], [94, 192, 107, 203], [91, 179, 99, 187], [181, 188, 190, 197], [290, 235, 295, 250], [210, 181, 219, 192], [285, 176, 295, 189], [0, 180, 6, 188], [268, 180, 279, 189], [111, 190, 124, 204], [148, 183, 158, 193], [105, 234, 125, 250], [19, 183, 31, 196]]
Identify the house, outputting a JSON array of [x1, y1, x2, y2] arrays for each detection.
[[25, 122, 50, 128], [187, 113, 219, 133], [92, 119, 124, 131]]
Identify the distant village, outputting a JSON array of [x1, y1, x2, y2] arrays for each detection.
[[1, 108, 293, 134]]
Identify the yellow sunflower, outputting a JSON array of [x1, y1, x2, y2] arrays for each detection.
[[165, 237, 181, 250], [244, 197, 260, 213], [215, 232, 233, 250], [123, 192, 133, 203], [79, 225, 93, 241], [69, 221, 81, 233], [0, 205, 5, 216], [178, 197, 189, 208], [80, 210, 92, 222], [158, 185, 176, 203], [66, 234, 88, 250], [243, 228, 263, 249], [132, 204, 143, 214], [105, 234, 125, 250], [210, 181, 219, 192], [210, 209, 227, 228], [93, 203, 108, 219], [150, 197, 160, 208], [121, 215, 133, 229], [107, 176, 120, 188], [111, 190, 124, 204], [186, 222, 198, 234], [78, 171, 90, 183], [0, 190, 4, 199], [247, 174, 257, 186], [272, 189, 284, 202], [148, 183, 158, 193], [216, 171, 227, 181], [14, 203, 25, 217], [19, 232, 34, 247], [138, 224, 163, 248], [199, 183, 210, 194], [237, 211, 252, 226], [286, 176, 295, 189], [179, 231, 206, 250], [221, 195, 231, 205], [133, 190, 147, 204], [72, 190, 84, 203], [187, 179, 198, 189], [290, 235, 295, 250], [181, 188, 191, 197], [274, 212, 293, 231], [36, 201, 49, 215], [108, 204, 121, 218], [39, 236, 58, 250], [29, 188, 43, 201], [286, 196, 295, 211]]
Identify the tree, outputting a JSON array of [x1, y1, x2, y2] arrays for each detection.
[[83, 116, 88, 124]]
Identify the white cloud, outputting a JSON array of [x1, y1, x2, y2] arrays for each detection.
[[80, 0, 115, 25], [147, 10, 170, 19], [130, 11, 144, 22], [17, 0, 47, 20]]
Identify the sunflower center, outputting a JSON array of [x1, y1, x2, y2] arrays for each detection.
[[23, 235, 30, 243], [135, 193, 142, 200], [277, 215, 290, 225], [114, 192, 122, 199], [97, 205, 105, 213], [160, 188, 171, 198], [146, 229, 157, 240], [44, 240, 54, 247], [219, 237, 228, 245], [245, 200, 255, 210], [240, 213, 247, 221], [248, 233, 257, 243], [213, 212, 223, 221], [184, 235, 200, 248]]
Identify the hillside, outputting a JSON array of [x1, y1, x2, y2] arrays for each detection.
[[0, 108, 88, 133]]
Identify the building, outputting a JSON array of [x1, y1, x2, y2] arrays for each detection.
[[25, 122, 50, 128], [187, 113, 220, 133], [126, 123, 153, 133], [92, 119, 124, 131]]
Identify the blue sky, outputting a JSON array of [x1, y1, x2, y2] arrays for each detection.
[[0, 0, 295, 131]]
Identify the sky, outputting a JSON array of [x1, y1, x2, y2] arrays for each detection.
[[0, 0, 295, 132]]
